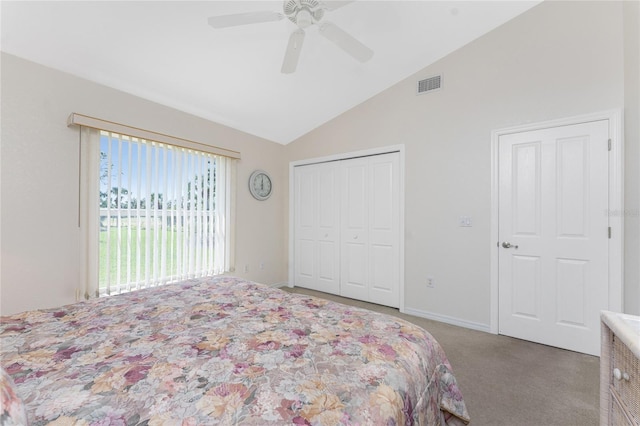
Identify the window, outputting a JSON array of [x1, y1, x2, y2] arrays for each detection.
[[74, 114, 238, 298]]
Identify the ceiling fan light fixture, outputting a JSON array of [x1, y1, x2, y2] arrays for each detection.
[[296, 9, 313, 28], [285, 0, 324, 25]]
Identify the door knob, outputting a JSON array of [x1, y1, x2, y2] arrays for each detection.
[[502, 242, 519, 249]]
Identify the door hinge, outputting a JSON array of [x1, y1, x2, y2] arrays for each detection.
[[608, 227, 612, 239], [608, 139, 612, 151]]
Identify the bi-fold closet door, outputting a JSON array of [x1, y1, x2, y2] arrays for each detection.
[[293, 161, 341, 295], [293, 152, 400, 308]]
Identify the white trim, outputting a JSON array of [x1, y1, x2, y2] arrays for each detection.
[[403, 307, 491, 333], [608, 110, 624, 312], [268, 281, 289, 288], [490, 109, 624, 334], [398, 148, 406, 313], [289, 145, 405, 168], [288, 144, 406, 311], [287, 163, 295, 289]]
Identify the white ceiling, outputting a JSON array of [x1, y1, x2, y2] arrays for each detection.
[[1, 1, 540, 144]]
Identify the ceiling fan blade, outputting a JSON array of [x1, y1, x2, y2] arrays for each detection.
[[208, 11, 283, 29], [318, 21, 373, 63], [320, 1, 355, 11], [281, 29, 306, 74]]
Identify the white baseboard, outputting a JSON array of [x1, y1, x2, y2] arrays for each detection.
[[279, 283, 491, 333], [403, 306, 492, 334]]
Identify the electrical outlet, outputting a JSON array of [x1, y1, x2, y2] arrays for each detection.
[[427, 276, 435, 288], [459, 216, 473, 227], [260, 262, 264, 270], [244, 264, 249, 273]]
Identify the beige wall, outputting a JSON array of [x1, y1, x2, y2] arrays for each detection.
[[623, 0, 640, 314], [0, 53, 288, 315], [1, 1, 638, 323], [286, 0, 638, 326]]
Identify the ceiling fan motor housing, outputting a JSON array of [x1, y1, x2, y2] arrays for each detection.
[[284, 0, 324, 27]]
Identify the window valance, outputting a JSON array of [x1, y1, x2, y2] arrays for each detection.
[[67, 113, 241, 160]]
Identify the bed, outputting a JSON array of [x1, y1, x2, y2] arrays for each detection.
[[1, 276, 470, 425]]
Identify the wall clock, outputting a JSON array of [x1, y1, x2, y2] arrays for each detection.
[[249, 170, 272, 200]]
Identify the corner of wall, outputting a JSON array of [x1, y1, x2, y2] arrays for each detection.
[[623, 0, 640, 314]]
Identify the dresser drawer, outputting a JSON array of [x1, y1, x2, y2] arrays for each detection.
[[611, 388, 634, 426], [612, 335, 640, 424]]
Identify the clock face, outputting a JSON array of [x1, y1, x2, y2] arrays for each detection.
[[249, 170, 272, 200]]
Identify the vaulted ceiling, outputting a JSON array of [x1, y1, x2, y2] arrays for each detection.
[[1, 1, 540, 144]]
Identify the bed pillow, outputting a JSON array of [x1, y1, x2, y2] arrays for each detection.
[[1, 366, 28, 426]]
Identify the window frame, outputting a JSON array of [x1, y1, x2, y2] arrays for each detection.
[[72, 114, 237, 298]]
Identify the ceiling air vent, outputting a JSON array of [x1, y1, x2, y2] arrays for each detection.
[[417, 74, 442, 95]]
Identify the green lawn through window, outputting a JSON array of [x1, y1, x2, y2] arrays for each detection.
[[99, 228, 182, 291]]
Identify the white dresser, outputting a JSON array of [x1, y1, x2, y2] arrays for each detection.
[[601, 311, 640, 426]]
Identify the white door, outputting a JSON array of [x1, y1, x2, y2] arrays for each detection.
[[368, 153, 400, 307], [498, 120, 609, 356], [340, 157, 370, 301], [340, 153, 400, 307], [294, 162, 340, 294]]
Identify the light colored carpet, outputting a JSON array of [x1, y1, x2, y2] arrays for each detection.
[[282, 286, 600, 426]]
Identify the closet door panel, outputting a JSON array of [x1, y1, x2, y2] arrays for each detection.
[[368, 153, 400, 307], [340, 158, 369, 301], [294, 166, 317, 288], [371, 245, 394, 292], [297, 240, 315, 281], [316, 162, 340, 293], [294, 162, 340, 294]]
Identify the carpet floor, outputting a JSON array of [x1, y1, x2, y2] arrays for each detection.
[[282, 286, 600, 426]]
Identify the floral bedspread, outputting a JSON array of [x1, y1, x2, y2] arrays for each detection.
[[1, 276, 470, 425]]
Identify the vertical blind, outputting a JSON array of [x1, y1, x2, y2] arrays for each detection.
[[85, 129, 232, 297]]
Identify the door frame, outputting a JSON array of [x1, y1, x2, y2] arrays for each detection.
[[489, 110, 624, 334], [288, 144, 406, 312]]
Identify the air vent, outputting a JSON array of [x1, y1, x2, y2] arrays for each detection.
[[417, 74, 442, 95]]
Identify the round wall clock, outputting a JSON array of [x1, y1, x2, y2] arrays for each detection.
[[249, 170, 272, 200]]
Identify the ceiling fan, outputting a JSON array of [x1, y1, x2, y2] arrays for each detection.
[[208, 0, 373, 74]]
